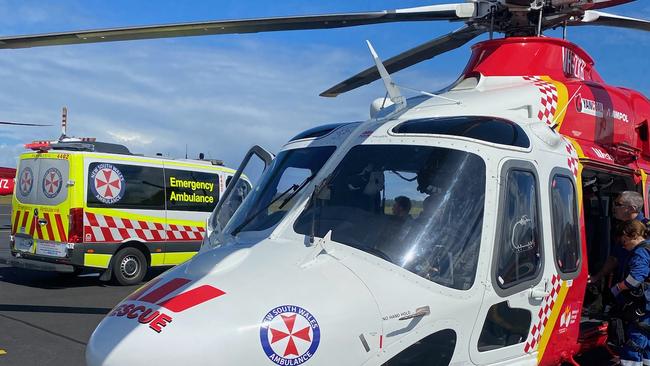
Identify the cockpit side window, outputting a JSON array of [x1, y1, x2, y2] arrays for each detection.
[[494, 162, 543, 292]]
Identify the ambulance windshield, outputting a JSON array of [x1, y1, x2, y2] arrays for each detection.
[[222, 146, 336, 236], [294, 144, 486, 290]]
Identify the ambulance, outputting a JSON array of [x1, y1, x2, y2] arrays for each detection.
[[6, 139, 249, 285]]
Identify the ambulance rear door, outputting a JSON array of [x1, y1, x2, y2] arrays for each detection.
[[13, 153, 71, 259], [163, 164, 221, 265]]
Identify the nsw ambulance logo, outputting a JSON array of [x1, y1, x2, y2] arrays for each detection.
[[260, 305, 321, 366], [19, 167, 34, 196], [42, 167, 63, 199], [90, 163, 125, 204]]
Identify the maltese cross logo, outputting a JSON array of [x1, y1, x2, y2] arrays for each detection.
[[90, 164, 125, 204], [19, 167, 33, 196], [260, 305, 320, 365], [42, 167, 63, 198]]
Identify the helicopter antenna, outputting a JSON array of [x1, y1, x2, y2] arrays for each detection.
[[562, 21, 568, 40], [61, 106, 68, 139], [550, 85, 583, 131], [394, 85, 461, 105], [365, 40, 406, 113]]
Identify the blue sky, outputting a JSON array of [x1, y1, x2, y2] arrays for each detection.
[[0, 0, 649, 168]]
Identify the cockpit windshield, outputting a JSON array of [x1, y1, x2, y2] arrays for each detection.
[[222, 146, 336, 236], [294, 144, 486, 290]]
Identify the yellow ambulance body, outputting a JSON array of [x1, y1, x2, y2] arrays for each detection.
[[8, 141, 246, 285]]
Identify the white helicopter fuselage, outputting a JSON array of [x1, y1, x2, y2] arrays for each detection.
[[87, 72, 579, 366]]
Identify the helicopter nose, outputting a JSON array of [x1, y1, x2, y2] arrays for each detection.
[[86, 241, 384, 365]]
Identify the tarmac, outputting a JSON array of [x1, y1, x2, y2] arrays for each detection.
[[0, 202, 157, 365]]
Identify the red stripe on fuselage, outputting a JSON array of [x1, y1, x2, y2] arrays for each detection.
[[157, 285, 226, 313], [138, 278, 192, 304]]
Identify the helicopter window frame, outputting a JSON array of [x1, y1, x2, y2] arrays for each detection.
[[491, 160, 545, 297], [548, 168, 582, 279], [390, 116, 531, 149]]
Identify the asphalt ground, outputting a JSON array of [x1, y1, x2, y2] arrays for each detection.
[[0, 203, 162, 365]]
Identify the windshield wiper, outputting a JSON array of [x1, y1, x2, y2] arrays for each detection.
[[278, 175, 315, 210], [231, 175, 314, 236]]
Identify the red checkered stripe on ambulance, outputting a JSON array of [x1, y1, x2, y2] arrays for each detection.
[[84, 212, 205, 243]]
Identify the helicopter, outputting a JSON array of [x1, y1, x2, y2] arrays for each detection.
[[2, 0, 650, 365]]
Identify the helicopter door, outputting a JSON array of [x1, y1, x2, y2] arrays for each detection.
[[206, 145, 274, 238], [470, 160, 547, 365]]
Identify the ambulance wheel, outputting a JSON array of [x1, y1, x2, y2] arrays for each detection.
[[113, 247, 147, 286]]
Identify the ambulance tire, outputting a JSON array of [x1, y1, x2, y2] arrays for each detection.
[[112, 247, 147, 286]]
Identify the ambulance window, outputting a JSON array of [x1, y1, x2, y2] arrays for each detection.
[[166, 169, 219, 212], [551, 174, 580, 275], [87, 163, 164, 209], [495, 168, 542, 290]]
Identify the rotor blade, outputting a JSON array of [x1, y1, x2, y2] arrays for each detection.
[[0, 4, 475, 49], [570, 10, 650, 32], [0, 121, 52, 126], [579, 0, 636, 10], [320, 25, 485, 98]]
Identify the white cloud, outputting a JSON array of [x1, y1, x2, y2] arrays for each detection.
[[0, 37, 452, 168]]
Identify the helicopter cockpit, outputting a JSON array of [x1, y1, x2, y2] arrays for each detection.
[[209, 115, 537, 291], [294, 144, 486, 290]]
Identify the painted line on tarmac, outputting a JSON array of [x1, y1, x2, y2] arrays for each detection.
[[0, 313, 87, 346]]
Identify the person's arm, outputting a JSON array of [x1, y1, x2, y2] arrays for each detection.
[[611, 252, 650, 296], [590, 255, 618, 283]]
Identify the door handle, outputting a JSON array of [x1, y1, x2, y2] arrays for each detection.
[[529, 280, 551, 300], [529, 287, 550, 300], [399, 306, 430, 320]]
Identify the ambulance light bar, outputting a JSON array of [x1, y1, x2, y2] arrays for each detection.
[[25, 141, 52, 151]]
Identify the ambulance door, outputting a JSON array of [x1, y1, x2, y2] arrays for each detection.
[[85, 160, 167, 269], [33, 155, 71, 256], [163, 165, 220, 265], [14, 154, 71, 258], [13, 156, 42, 254], [470, 160, 548, 365]]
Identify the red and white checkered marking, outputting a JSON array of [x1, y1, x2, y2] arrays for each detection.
[[564, 139, 580, 177], [167, 224, 205, 241], [524, 76, 559, 126], [524, 274, 562, 353], [84, 212, 205, 243]]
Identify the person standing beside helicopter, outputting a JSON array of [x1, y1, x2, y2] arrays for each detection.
[[591, 191, 647, 285], [611, 220, 650, 366]]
